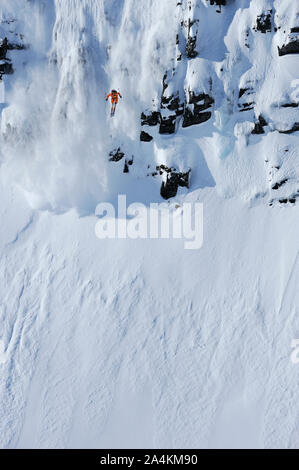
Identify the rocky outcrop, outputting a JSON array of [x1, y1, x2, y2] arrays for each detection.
[[281, 102, 298, 108], [252, 115, 267, 134], [141, 111, 161, 126], [239, 87, 251, 99], [0, 37, 26, 79], [279, 198, 296, 204], [239, 102, 255, 112], [0, 61, 13, 75], [182, 91, 213, 128], [238, 86, 255, 112], [176, 5, 200, 58], [188, 91, 214, 109], [186, 33, 197, 59], [123, 161, 129, 173], [159, 116, 177, 134], [278, 123, 299, 134], [123, 158, 133, 173], [272, 178, 288, 190], [123, 157, 132, 173], [278, 28, 299, 56], [156, 165, 191, 199], [0, 38, 8, 60], [109, 147, 124, 162], [208, 1, 226, 13], [161, 73, 184, 114], [0, 38, 13, 77], [157, 72, 182, 134], [165, 96, 184, 116], [269, 197, 297, 206], [142, 85, 214, 135], [182, 108, 211, 128], [140, 4, 215, 139], [278, 40, 299, 56], [184, 17, 199, 58]]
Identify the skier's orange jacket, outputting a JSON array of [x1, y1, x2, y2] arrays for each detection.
[[106, 91, 122, 104]]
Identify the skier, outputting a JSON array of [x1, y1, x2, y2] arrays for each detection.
[[106, 89, 122, 117]]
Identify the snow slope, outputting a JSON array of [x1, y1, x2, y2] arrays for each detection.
[[0, 0, 298, 448]]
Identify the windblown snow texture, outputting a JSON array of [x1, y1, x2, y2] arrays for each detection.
[[0, 0, 298, 449]]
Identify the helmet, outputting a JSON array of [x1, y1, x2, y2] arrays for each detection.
[[112, 89, 117, 93]]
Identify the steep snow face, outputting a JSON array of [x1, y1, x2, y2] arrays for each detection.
[[0, 0, 298, 211], [0, 0, 299, 450]]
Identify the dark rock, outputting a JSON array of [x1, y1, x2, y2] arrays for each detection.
[[186, 35, 197, 58], [161, 72, 168, 97], [161, 93, 174, 108], [252, 122, 265, 135], [209, 0, 226, 12], [182, 108, 211, 128], [258, 115, 268, 127], [289, 198, 296, 204], [161, 91, 184, 114], [183, 90, 214, 127], [123, 161, 129, 173], [238, 86, 255, 111], [0, 37, 26, 78], [279, 199, 288, 204], [160, 72, 183, 114], [185, 17, 198, 58], [159, 115, 176, 134], [209, 0, 226, 5], [160, 71, 184, 115], [281, 102, 298, 108], [239, 102, 255, 112], [194, 101, 212, 115], [0, 37, 8, 60], [239, 88, 249, 99], [109, 147, 124, 162], [272, 178, 288, 190], [254, 11, 272, 33], [278, 40, 299, 56], [141, 111, 161, 126], [0, 61, 13, 75], [291, 27, 299, 33], [7, 42, 26, 51], [0, 37, 26, 57], [278, 123, 299, 134], [166, 96, 184, 116], [140, 130, 153, 142], [161, 94, 172, 107], [252, 115, 267, 134], [157, 166, 191, 199], [156, 164, 174, 175]]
